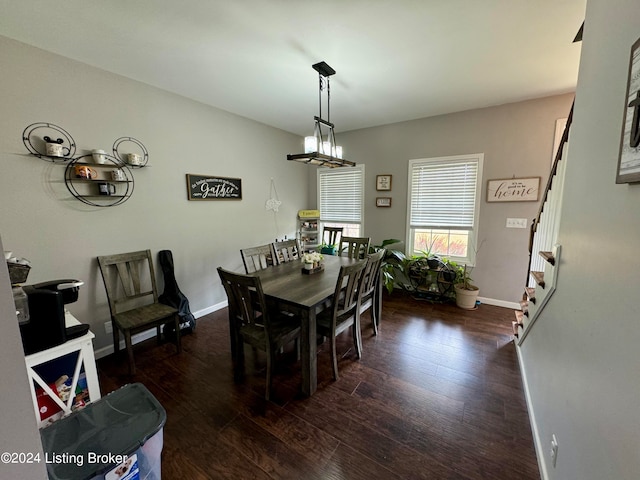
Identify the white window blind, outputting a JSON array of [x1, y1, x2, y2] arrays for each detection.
[[318, 166, 364, 223], [409, 158, 479, 230]]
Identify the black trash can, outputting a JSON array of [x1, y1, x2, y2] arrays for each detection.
[[40, 383, 166, 480]]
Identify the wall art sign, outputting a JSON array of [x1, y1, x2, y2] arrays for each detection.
[[376, 197, 392, 207], [486, 177, 540, 202], [617, 36, 640, 184], [376, 174, 392, 191], [186, 174, 242, 200]]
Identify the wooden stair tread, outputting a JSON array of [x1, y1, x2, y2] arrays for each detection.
[[519, 300, 529, 316], [530, 271, 545, 288], [525, 287, 536, 303], [514, 310, 524, 325], [539, 251, 555, 265]]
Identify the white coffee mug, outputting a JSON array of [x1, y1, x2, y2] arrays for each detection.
[[127, 153, 142, 166], [46, 143, 64, 157], [110, 169, 126, 181], [92, 149, 107, 164]]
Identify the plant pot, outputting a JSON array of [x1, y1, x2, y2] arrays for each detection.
[[427, 258, 441, 270], [454, 284, 479, 310], [320, 246, 337, 255]]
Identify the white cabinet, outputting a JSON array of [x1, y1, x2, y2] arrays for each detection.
[[24, 312, 101, 428], [298, 210, 320, 252]]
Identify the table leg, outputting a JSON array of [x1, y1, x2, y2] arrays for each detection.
[[300, 308, 317, 397]]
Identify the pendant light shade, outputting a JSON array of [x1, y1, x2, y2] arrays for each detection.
[[287, 62, 355, 168]]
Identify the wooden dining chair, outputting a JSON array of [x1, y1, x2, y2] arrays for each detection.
[[322, 227, 343, 249], [97, 250, 181, 375], [359, 249, 386, 335], [340, 236, 371, 259], [217, 267, 301, 401], [316, 260, 368, 380], [240, 244, 277, 274], [272, 238, 300, 264]]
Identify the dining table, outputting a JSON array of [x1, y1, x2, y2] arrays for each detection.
[[251, 254, 361, 396]]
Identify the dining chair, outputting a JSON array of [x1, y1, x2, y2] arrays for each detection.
[[240, 244, 277, 273], [272, 238, 300, 264], [97, 250, 181, 375], [217, 267, 301, 401], [359, 249, 386, 335], [340, 236, 371, 259], [316, 260, 368, 380], [322, 226, 343, 249]]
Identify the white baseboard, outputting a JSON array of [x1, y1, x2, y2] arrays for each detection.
[[478, 296, 520, 310], [94, 300, 228, 360], [516, 342, 548, 480]]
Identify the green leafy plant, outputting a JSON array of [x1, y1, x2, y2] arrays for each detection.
[[453, 263, 477, 291]]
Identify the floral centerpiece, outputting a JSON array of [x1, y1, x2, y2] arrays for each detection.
[[301, 251, 324, 273]]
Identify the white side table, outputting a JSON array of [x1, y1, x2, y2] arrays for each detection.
[[24, 311, 101, 428]]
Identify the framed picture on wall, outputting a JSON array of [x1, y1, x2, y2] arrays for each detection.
[[376, 197, 392, 207], [376, 175, 392, 191], [617, 36, 640, 183]]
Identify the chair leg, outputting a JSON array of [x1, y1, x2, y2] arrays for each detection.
[[156, 325, 162, 345], [330, 335, 339, 381], [354, 315, 363, 359], [371, 308, 378, 336], [124, 330, 135, 375], [174, 315, 182, 353], [112, 324, 120, 355], [265, 347, 274, 401]]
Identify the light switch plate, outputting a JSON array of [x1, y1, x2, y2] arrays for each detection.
[[506, 218, 528, 228]]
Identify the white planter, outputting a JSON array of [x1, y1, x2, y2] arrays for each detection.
[[454, 284, 479, 310]]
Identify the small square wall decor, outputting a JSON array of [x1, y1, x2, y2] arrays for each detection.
[[376, 175, 392, 191]]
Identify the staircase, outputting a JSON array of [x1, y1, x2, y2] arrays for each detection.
[[513, 103, 573, 344]]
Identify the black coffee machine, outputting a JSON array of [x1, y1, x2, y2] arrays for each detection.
[[19, 279, 85, 355]]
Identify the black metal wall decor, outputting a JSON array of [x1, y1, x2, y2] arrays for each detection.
[[22, 122, 147, 207], [113, 136, 149, 168], [22, 122, 77, 161]]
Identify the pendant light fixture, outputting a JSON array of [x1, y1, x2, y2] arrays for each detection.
[[287, 61, 355, 168]]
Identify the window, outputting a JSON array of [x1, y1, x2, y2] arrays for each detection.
[[317, 165, 364, 239], [407, 154, 483, 265]]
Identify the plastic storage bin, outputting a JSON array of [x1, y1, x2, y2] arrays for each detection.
[[40, 383, 166, 480]]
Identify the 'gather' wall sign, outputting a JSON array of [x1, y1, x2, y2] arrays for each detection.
[[186, 174, 242, 200]]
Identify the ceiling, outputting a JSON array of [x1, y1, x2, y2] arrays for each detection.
[[0, 0, 586, 136]]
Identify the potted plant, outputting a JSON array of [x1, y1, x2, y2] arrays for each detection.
[[369, 239, 407, 294], [317, 242, 337, 256], [453, 263, 479, 309]]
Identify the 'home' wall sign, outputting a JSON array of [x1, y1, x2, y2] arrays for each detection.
[[486, 177, 540, 202]]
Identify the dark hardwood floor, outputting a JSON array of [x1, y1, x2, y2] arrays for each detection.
[[97, 292, 540, 480]]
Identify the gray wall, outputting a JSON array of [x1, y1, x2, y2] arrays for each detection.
[[519, 1, 640, 479], [0, 235, 47, 479], [0, 35, 306, 352], [308, 94, 574, 304]]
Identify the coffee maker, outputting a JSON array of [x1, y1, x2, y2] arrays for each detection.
[[19, 279, 85, 355]]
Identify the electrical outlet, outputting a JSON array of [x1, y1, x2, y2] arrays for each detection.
[[506, 217, 528, 228], [550, 434, 559, 468], [104, 321, 113, 335]]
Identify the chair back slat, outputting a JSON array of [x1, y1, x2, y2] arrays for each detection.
[[240, 244, 276, 274], [323, 227, 343, 247], [273, 239, 300, 264], [360, 249, 386, 298], [218, 268, 271, 339], [340, 236, 371, 259], [97, 249, 159, 315], [332, 261, 367, 321]]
